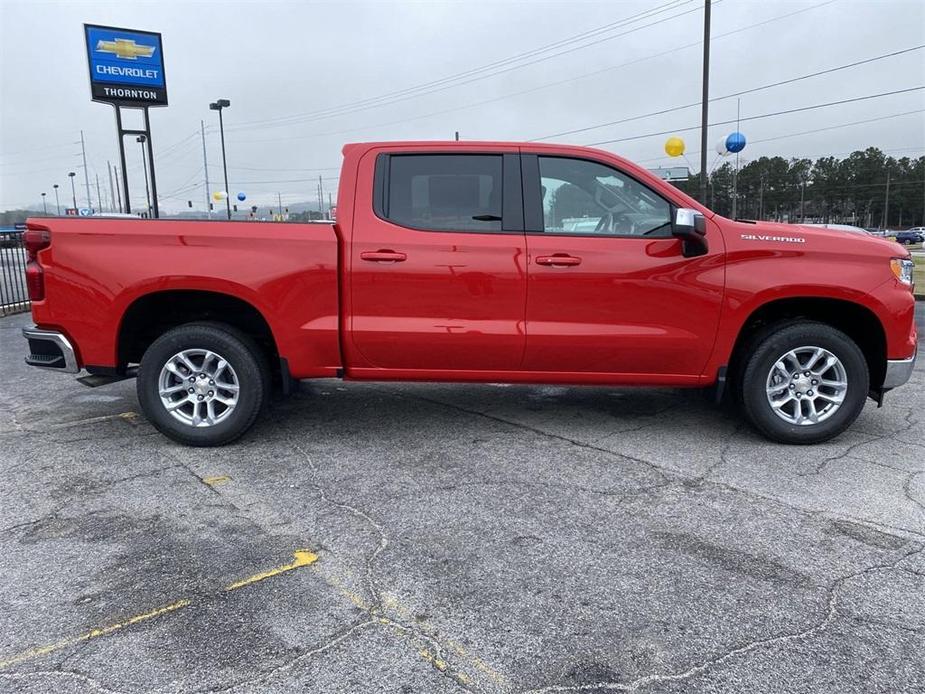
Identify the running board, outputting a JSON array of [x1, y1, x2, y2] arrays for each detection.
[[77, 366, 138, 388]]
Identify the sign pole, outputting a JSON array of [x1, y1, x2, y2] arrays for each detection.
[[143, 107, 160, 218], [85, 24, 168, 217], [114, 106, 131, 214]]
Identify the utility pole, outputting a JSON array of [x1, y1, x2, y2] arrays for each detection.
[[455, 131, 459, 141], [699, 0, 711, 205], [328, 192, 333, 218], [318, 175, 324, 218], [800, 178, 806, 223], [200, 120, 212, 219], [731, 98, 741, 219], [107, 162, 117, 213], [757, 174, 764, 221], [114, 167, 123, 213], [80, 130, 92, 209], [277, 192, 283, 218], [95, 173, 103, 212], [882, 170, 891, 229]]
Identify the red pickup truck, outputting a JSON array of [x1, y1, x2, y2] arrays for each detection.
[[22, 141, 917, 446]]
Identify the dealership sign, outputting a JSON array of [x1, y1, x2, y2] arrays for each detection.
[[84, 24, 167, 106]]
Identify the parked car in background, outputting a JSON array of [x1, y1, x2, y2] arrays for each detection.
[[894, 229, 925, 245]]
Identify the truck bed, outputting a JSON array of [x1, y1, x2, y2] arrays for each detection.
[[27, 217, 342, 378]]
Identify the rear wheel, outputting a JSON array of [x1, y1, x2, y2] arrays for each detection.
[[740, 321, 868, 444], [137, 323, 268, 446]]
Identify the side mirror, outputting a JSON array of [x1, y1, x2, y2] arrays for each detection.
[[672, 208, 708, 257]]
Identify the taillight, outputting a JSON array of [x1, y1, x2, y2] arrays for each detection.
[[23, 227, 51, 301]]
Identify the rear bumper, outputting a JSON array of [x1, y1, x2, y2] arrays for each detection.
[[883, 348, 916, 390], [22, 327, 79, 373]]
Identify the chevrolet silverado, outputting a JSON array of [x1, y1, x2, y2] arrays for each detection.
[[22, 141, 917, 446]]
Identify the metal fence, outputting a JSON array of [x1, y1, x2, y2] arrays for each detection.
[[1, 230, 30, 317]]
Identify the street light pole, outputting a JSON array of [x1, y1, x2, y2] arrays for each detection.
[[52, 184, 60, 215], [41, 192, 47, 215], [209, 99, 232, 220], [137, 135, 152, 216], [68, 172, 77, 210]]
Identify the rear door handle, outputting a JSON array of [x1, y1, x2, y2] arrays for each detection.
[[360, 250, 407, 263], [535, 254, 581, 267]]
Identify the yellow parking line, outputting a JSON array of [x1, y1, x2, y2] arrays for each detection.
[[224, 549, 318, 591], [47, 411, 139, 431], [0, 599, 190, 669], [1, 550, 319, 670], [202, 475, 231, 487]]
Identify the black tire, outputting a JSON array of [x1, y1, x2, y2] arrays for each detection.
[[739, 321, 869, 445], [136, 323, 268, 446]]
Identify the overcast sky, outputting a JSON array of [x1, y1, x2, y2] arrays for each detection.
[[1, 0, 923, 214]]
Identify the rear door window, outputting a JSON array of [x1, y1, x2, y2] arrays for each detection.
[[383, 154, 504, 232]]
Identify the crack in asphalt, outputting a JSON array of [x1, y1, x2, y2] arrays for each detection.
[[0, 463, 185, 538], [286, 441, 483, 692], [413, 393, 925, 543], [196, 618, 377, 694], [903, 470, 925, 514], [523, 545, 924, 693], [0, 668, 124, 694], [796, 406, 921, 479], [411, 393, 675, 486], [690, 423, 744, 484]]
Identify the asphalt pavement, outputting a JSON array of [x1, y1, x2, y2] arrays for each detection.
[[0, 306, 923, 693]]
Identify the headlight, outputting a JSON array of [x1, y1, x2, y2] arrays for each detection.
[[890, 257, 914, 288]]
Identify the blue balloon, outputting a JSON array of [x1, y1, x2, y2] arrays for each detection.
[[237, 192, 246, 201], [725, 132, 746, 154]]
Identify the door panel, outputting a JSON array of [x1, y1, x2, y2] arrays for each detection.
[[524, 232, 725, 375], [523, 153, 725, 376], [349, 148, 527, 371]]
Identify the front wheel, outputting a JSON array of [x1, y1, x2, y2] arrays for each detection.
[[136, 323, 268, 446], [740, 321, 869, 444]]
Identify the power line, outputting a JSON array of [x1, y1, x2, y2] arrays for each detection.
[[230, 0, 691, 129], [584, 86, 925, 146], [227, 0, 835, 146], [228, 1, 708, 132], [230, 175, 340, 185], [229, 165, 341, 172], [635, 111, 925, 164], [533, 43, 925, 141]]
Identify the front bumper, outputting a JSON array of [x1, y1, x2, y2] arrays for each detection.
[[883, 348, 916, 390], [22, 327, 79, 373]]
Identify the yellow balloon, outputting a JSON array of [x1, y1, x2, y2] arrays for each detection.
[[664, 136, 685, 157], [212, 190, 227, 202]]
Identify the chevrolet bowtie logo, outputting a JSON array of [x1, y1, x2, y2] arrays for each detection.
[[96, 38, 155, 60]]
